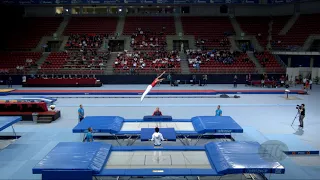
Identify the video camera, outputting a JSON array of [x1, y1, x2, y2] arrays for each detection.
[[296, 104, 305, 110], [296, 105, 301, 110]]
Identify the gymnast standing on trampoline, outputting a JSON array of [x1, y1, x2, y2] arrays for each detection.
[[150, 127, 166, 146]]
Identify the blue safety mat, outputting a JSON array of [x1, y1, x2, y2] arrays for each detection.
[[73, 116, 124, 133], [73, 116, 243, 135], [0, 116, 22, 131], [205, 142, 285, 174], [33, 142, 285, 178], [143, 116, 172, 121], [140, 128, 176, 141], [192, 116, 243, 133], [33, 142, 111, 174]]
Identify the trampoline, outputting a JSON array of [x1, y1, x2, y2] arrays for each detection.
[[0, 116, 22, 139], [32, 141, 285, 180], [72, 116, 243, 145]]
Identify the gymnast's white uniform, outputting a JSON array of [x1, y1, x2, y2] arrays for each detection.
[[140, 79, 158, 102], [151, 132, 164, 146], [151, 132, 165, 162]]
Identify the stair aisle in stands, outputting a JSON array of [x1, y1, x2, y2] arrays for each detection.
[[174, 15, 184, 35], [229, 16, 243, 36], [105, 53, 118, 75], [31, 52, 50, 74], [179, 52, 190, 74], [116, 16, 125, 36], [246, 52, 263, 73]]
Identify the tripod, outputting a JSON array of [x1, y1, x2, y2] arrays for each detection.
[[291, 111, 300, 126]]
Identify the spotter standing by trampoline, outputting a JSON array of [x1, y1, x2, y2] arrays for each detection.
[[150, 127, 166, 146], [141, 71, 166, 102]]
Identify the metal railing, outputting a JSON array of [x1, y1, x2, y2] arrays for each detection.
[[1, 67, 286, 75]]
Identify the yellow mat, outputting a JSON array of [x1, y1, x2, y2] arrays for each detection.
[[0, 89, 15, 93]]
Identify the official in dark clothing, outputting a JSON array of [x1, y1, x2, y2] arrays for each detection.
[[8, 76, 12, 88], [299, 104, 305, 128], [153, 107, 162, 116], [233, 75, 237, 88]]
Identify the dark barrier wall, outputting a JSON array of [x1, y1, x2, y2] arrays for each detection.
[[0, 74, 284, 85]]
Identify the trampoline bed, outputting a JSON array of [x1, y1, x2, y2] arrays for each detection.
[[33, 141, 285, 180], [73, 116, 243, 145]]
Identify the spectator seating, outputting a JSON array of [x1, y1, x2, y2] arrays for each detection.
[[181, 17, 233, 50], [123, 17, 175, 35], [188, 51, 256, 73], [39, 51, 108, 75], [254, 52, 285, 73], [0, 52, 42, 73], [41, 52, 68, 70], [65, 34, 106, 50], [64, 17, 118, 35], [236, 17, 270, 48], [273, 14, 320, 50], [113, 51, 181, 74], [270, 16, 291, 49], [6, 17, 63, 50]]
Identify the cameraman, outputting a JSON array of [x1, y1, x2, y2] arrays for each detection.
[[298, 104, 305, 128]]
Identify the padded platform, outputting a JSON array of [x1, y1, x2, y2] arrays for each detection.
[[33, 142, 111, 174], [33, 142, 285, 180], [73, 116, 243, 135], [0, 116, 22, 131], [73, 116, 124, 133], [192, 116, 243, 133], [140, 128, 176, 141]]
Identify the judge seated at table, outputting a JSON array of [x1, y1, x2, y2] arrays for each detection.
[[153, 107, 162, 116]]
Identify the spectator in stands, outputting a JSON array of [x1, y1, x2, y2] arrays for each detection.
[[78, 104, 85, 122], [215, 105, 222, 116], [153, 107, 162, 116], [233, 75, 238, 88], [84, 127, 94, 142]]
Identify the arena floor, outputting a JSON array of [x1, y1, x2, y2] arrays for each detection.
[[0, 84, 319, 180]]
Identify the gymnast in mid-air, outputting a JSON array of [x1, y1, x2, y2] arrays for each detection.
[[140, 71, 166, 102]]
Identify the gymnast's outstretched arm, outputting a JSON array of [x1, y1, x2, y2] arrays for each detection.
[[156, 71, 166, 79]]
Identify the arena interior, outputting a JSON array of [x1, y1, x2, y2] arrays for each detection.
[[0, 0, 320, 180]]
